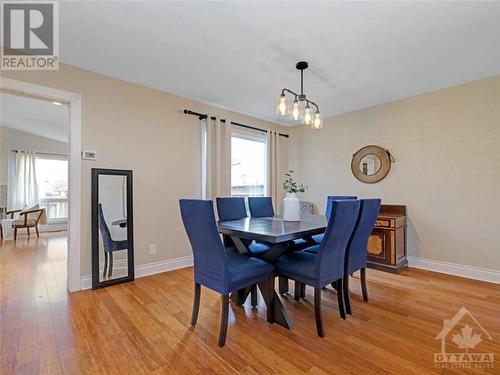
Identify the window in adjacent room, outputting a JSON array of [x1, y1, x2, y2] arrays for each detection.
[[35, 155, 69, 222]]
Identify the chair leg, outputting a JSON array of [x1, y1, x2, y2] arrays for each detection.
[[103, 252, 108, 278], [336, 279, 346, 320], [191, 283, 201, 326], [14, 228, 17, 241], [27, 227, 30, 236], [361, 268, 368, 302], [218, 294, 230, 347], [250, 284, 258, 307], [343, 275, 352, 315], [314, 287, 324, 337], [279, 276, 289, 294], [294, 281, 303, 301], [1, 225, 3, 240], [108, 252, 113, 277], [35, 226, 40, 237], [300, 283, 306, 299]]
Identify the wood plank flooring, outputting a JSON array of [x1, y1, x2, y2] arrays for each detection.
[[1, 232, 499, 374]]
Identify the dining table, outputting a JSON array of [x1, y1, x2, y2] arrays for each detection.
[[218, 214, 328, 330]]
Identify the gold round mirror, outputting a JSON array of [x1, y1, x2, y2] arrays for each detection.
[[351, 145, 392, 183]]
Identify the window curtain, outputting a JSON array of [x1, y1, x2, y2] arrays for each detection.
[[267, 130, 282, 214], [12, 150, 39, 209], [202, 116, 232, 200]]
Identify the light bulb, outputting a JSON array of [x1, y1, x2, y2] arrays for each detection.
[[312, 111, 323, 129], [303, 105, 313, 125], [276, 95, 287, 116], [290, 99, 300, 120]]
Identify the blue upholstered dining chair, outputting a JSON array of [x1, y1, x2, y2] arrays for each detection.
[[342, 199, 381, 315], [216, 197, 272, 256], [275, 200, 361, 337], [248, 197, 275, 218], [98, 204, 128, 278], [179, 199, 275, 347], [311, 195, 357, 244]]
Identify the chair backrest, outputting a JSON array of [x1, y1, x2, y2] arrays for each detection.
[[248, 197, 274, 218], [216, 197, 247, 221], [345, 199, 381, 274], [315, 200, 361, 285], [98, 203, 112, 251], [180, 199, 228, 291], [325, 195, 357, 219]]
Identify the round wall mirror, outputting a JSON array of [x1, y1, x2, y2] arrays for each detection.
[[351, 145, 392, 183]]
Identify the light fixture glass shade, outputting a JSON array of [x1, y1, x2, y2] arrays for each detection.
[[312, 111, 323, 129], [303, 105, 313, 125], [290, 99, 300, 121], [276, 95, 288, 116]]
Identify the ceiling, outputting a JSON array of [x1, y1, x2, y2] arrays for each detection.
[[57, 1, 500, 126], [0, 93, 69, 142]]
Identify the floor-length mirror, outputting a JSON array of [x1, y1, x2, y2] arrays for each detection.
[[91, 169, 134, 288]]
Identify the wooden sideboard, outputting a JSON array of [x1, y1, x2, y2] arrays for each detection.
[[367, 204, 408, 273]]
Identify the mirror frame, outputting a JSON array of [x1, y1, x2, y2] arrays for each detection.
[[351, 145, 392, 183], [91, 168, 134, 289]]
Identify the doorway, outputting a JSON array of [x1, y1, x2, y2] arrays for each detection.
[[0, 78, 82, 292]]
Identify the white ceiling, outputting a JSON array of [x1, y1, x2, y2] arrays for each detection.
[[57, 1, 500, 126], [0, 93, 69, 142]]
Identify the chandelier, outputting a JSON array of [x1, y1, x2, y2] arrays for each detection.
[[276, 61, 323, 129]]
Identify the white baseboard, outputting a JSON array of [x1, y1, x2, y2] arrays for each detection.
[[80, 255, 193, 290], [407, 256, 500, 284]]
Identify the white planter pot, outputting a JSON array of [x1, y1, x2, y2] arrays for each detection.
[[283, 193, 301, 221]]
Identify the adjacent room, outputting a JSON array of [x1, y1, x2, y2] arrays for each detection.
[[0, 1, 499, 374]]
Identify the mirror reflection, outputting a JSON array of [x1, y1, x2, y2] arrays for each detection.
[[359, 154, 381, 176], [98, 174, 129, 282]]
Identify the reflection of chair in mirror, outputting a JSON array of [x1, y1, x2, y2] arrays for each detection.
[[98, 204, 128, 277]]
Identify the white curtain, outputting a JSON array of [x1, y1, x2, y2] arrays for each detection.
[[12, 151, 38, 209], [267, 130, 282, 214], [202, 116, 232, 200]]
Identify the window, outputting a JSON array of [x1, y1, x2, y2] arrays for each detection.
[[35, 156, 68, 221], [231, 129, 267, 197]]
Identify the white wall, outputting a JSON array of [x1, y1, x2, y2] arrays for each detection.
[[291, 76, 500, 271]]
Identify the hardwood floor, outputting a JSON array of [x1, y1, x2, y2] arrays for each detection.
[[1, 232, 499, 374]]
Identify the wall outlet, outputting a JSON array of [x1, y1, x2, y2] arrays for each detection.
[[148, 243, 157, 255]]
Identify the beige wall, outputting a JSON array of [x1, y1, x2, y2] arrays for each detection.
[[1, 64, 289, 277], [291, 76, 500, 271]]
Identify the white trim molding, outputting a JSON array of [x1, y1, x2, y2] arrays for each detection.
[[0, 77, 82, 293], [408, 256, 500, 284], [80, 255, 194, 290]]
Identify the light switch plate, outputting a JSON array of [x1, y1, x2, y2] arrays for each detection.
[[82, 151, 97, 160], [148, 244, 157, 255]]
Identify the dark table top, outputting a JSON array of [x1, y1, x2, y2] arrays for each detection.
[[218, 215, 327, 244]]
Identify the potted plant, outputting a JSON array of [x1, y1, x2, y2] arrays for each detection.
[[282, 170, 307, 221]]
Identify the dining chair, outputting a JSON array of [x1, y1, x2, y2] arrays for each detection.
[[275, 200, 360, 337], [248, 197, 275, 217], [342, 199, 381, 315], [311, 195, 357, 244], [11, 207, 47, 241], [179, 199, 275, 346], [216, 197, 272, 256], [98, 204, 129, 277]]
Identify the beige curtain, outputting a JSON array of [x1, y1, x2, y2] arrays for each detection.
[[12, 150, 38, 209], [203, 116, 232, 200], [267, 130, 282, 214]]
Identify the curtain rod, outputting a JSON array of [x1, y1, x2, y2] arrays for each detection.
[[183, 109, 290, 138], [11, 149, 68, 157]]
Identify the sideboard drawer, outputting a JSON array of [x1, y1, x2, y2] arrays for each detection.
[[375, 218, 392, 228]]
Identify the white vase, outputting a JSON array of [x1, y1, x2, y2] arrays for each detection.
[[283, 192, 301, 221]]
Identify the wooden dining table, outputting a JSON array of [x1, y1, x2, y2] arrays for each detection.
[[218, 215, 328, 330]]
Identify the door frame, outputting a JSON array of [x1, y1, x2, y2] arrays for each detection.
[[1, 77, 82, 292]]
